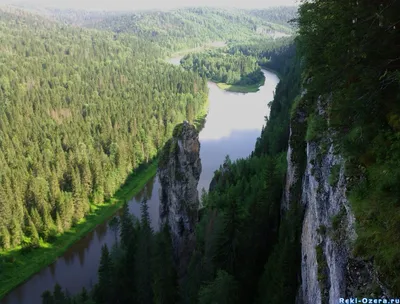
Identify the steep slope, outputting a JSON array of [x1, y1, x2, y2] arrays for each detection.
[[292, 0, 400, 301], [158, 121, 202, 277]]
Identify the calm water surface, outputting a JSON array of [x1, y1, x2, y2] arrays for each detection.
[[1, 57, 279, 304]]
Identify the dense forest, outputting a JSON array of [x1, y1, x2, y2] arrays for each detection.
[[180, 50, 264, 86], [0, 7, 208, 251], [0, 5, 299, 302], [40, 40, 301, 304], [85, 7, 295, 52], [227, 36, 295, 71]]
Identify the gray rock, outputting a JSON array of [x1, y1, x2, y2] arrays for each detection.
[[158, 122, 202, 277], [285, 96, 388, 303]]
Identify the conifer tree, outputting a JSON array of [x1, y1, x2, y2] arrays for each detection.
[[153, 224, 178, 304], [93, 244, 114, 304], [134, 199, 154, 304], [198, 270, 238, 304]]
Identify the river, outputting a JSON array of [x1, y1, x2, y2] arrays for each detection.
[[1, 58, 279, 304]]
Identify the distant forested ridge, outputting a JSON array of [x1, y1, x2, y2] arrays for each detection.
[[84, 7, 296, 52], [0, 7, 208, 251], [180, 50, 264, 86]]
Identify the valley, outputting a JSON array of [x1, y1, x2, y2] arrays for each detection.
[[1, 1, 398, 304]]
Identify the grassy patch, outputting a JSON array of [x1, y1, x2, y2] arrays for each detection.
[[216, 81, 263, 93], [0, 161, 157, 300], [306, 114, 327, 142]]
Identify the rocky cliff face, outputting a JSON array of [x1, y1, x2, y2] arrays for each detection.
[[286, 97, 387, 304], [158, 121, 202, 275]]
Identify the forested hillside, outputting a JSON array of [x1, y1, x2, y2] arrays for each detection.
[[0, 7, 208, 251], [180, 50, 264, 87], [41, 42, 301, 304], [86, 7, 295, 51], [227, 36, 294, 71]]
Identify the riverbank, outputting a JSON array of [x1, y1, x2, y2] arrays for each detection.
[[0, 91, 211, 301], [216, 80, 264, 93], [0, 161, 157, 300], [215, 73, 266, 93]]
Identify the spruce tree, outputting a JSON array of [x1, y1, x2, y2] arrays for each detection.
[[153, 224, 178, 304], [134, 199, 154, 304], [93, 244, 114, 304]]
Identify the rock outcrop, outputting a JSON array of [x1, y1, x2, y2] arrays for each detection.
[[158, 121, 202, 276], [285, 95, 388, 304]]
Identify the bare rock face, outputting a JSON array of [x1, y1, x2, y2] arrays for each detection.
[[284, 95, 388, 304], [158, 121, 201, 276]]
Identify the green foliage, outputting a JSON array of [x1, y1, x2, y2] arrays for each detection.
[[305, 114, 327, 142], [328, 164, 341, 187], [330, 207, 347, 243], [198, 270, 239, 304], [254, 43, 300, 157], [227, 37, 294, 72], [0, 5, 300, 304], [181, 50, 264, 87], [317, 224, 326, 236], [87, 7, 296, 52], [134, 200, 154, 304], [152, 225, 179, 304], [297, 0, 400, 292], [0, 161, 157, 300], [257, 202, 304, 304], [93, 245, 114, 304], [0, 7, 208, 252]]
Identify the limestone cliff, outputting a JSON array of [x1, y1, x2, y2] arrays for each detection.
[[158, 121, 202, 275], [286, 95, 389, 304]]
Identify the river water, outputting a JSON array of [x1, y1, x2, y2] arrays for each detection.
[[1, 58, 279, 304]]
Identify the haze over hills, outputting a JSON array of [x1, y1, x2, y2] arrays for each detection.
[[0, 0, 298, 11]]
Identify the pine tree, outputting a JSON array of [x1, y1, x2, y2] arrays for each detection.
[[198, 270, 238, 304], [0, 226, 11, 250], [9, 218, 23, 247], [119, 201, 135, 248], [41, 290, 55, 304], [28, 218, 40, 245], [153, 224, 178, 304], [134, 199, 154, 304], [53, 283, 66, 304], [93, 244, 114, 304], [55, 212, 64, 234], [108, 216, 120, 243], [79, 287, 89, 303], [214, 198, 243, 275]]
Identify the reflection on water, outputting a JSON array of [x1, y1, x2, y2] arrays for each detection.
[[1, 61, 279, 304]]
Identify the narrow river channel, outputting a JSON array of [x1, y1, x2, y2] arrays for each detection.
[[1, 57, 279, 304]]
